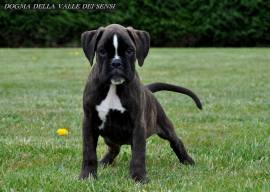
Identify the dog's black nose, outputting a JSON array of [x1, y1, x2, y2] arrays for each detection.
[[111, 58, 122, 68]]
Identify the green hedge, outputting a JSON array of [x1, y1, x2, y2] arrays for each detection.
[[0, 0, 270, 47]]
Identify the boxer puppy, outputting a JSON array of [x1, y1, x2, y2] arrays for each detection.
[[79, 24, 202, 183]]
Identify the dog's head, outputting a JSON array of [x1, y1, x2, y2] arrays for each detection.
[[81, 24, 150, 85]]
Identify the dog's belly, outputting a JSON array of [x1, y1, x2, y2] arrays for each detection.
[[99, 110, 133, 145]]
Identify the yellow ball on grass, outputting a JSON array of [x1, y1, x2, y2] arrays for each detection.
[[57, 128, 69, 136]]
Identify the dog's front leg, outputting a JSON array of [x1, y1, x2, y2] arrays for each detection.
[[130, 122, 148, 183], [79, 113, 99, 179]]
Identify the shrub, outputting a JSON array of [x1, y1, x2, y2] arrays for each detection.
[[0, 0, 269, 47]]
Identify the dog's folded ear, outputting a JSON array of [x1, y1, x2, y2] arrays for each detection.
[[126, 27, 150, 67], [81, 27, 104, 65]]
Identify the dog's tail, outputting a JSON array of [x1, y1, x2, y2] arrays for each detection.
[[145, 82, 203, 110]]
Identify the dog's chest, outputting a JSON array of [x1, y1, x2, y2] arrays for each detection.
[[96, 84, 126, 129]]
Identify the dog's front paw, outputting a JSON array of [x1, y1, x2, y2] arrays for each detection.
[[79, 168, 97, 180], [131, 173, 149, 184]]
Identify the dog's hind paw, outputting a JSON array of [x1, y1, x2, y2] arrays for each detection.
[[99, 158, 113, 167], [182, 156, 195, 165]]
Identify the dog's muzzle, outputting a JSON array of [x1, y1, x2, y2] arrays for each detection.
[[110, 58, 125, 85], [111, 77, 125, 85]]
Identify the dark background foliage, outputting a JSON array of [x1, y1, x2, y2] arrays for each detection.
[[0, 0, 270, 47]]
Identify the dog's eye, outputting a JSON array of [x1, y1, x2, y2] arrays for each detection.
[[126, 48, 134, 55], [98, 48, 107, 56]]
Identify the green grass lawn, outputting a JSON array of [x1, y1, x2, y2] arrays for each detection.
[[0, 48, 269, 191]]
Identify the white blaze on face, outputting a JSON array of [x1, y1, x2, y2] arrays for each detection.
[[111, 34, 125, 85], [113, 34, 120, 59], [96, 84, 126, 129]]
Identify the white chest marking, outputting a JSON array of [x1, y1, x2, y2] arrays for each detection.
[[113, 34, 120, 59], [96, 84, 126, 129]]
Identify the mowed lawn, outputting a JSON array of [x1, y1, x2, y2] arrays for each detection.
[[0, 48, 269, 191]]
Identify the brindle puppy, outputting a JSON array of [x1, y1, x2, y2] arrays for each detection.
[[79, 24, 202, 183]]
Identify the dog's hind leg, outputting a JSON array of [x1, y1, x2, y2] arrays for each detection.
[[100, 138, 120, 166], [156, 105, 195, 165]]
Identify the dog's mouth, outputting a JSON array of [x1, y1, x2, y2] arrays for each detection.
[[111, 77, 125, 85], [110, 69, 126, 85]]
